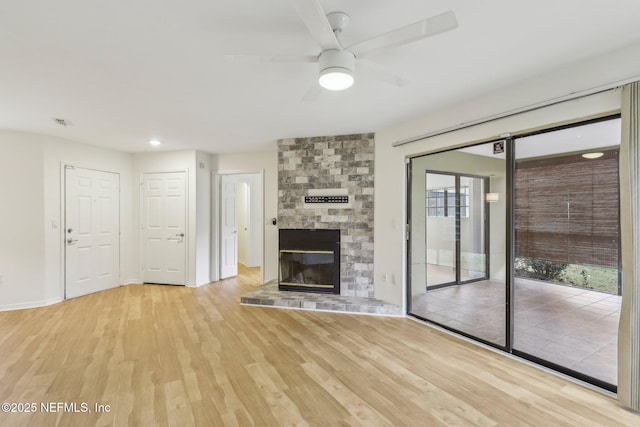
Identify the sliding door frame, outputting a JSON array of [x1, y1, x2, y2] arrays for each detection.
[[505, 137, 515, 351]]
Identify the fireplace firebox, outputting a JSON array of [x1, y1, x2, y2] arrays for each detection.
[[279, 229, 340, 294]]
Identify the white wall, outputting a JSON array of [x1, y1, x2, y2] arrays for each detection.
[[373, 42, 640, 306], [211, 150, 277, 283], [196, 151, 212, 286], [0, 132, 46, 309], [0, 130, 133, 310]]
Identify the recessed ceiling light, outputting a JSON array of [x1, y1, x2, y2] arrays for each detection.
[[149, 139, 161, 147], [582, 152, 603, 159]]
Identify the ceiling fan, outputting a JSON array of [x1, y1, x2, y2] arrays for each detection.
[[230, 0, 458, 94]]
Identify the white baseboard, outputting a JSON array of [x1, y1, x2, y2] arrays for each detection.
[[0, 297, 64, 312]]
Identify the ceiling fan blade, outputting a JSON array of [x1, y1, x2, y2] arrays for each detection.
[[359, 62, 409, 88], [225, 54, 318, 63], [289, 0, 341, 51], [348, 11, 458, 58]]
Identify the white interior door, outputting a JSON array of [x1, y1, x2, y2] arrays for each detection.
[[220, 176, 238, 278], [237, 182, 249, 265], [141, 172, 187, 285], [65, 166, 120, 299]]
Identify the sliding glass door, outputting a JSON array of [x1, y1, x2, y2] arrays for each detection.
[[512, 118, 621, 389], [424, 173, 457, 288], [407, 116, 621, 391], [409, 142, 507, 347], [423, 173, 489, 289], [459, 176, 489, 283]]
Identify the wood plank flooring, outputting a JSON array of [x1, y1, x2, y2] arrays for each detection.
[[0, 266, 638, 426]]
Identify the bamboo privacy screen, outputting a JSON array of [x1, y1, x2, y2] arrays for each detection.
[[514, 149, 620, 268]]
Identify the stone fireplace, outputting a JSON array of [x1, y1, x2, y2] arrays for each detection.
[[279, 229, 340, 294], [241, 132, 401, 316], [278, 133, 375, 298]]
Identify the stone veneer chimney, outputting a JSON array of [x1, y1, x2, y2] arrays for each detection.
[[277, 133, 375, 298]]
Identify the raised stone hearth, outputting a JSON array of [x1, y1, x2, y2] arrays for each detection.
[[240, 282, 401, 316]]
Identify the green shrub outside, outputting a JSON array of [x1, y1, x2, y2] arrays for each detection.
[[514, 257, 619, 295]]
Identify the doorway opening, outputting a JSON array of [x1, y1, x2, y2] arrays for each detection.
[[216, 172, 263, 282]]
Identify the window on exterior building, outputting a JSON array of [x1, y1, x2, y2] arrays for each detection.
[[426, 186, 469, 218]]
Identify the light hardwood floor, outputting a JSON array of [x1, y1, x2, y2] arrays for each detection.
[[0, 267, 638, 426]]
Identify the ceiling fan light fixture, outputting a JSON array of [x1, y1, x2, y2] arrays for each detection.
[[319, 68, 353, 90], [318, 49, 355, 91]]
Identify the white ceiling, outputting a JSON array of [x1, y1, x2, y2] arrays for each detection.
[[1, 0, 640, 154]]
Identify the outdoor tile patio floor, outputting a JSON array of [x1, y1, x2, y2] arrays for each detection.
[[411, 277, 620, 385]]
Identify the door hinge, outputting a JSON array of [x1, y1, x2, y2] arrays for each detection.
[[406, 224, 410, 241], [65, 165, 75, 170]]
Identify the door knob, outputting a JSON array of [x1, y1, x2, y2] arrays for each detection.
[[67, 238, 78, 245], [176, 233, 185, 237]]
